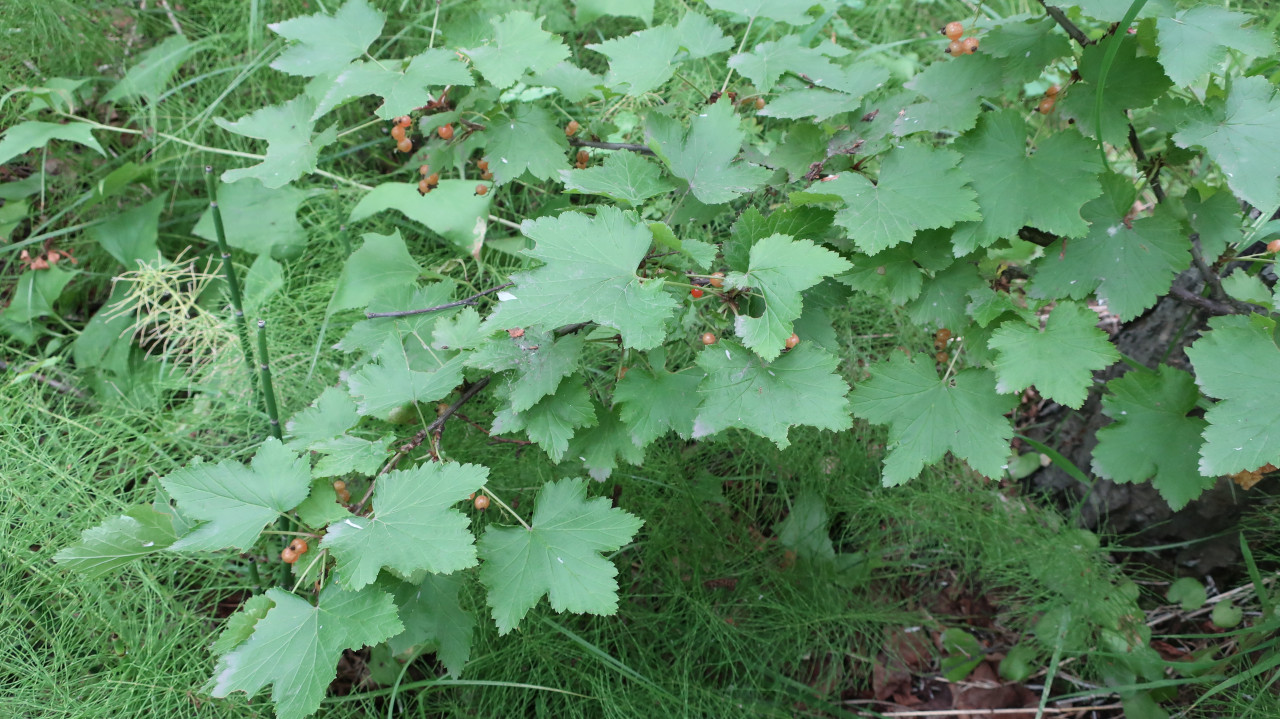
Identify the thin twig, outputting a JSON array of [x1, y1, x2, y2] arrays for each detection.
[[1169, 285, 1246, 316], [0, 359, 89, 399], [488, 214, 523, 231], [365, 283, 513, 319], [1188, 237, 1255, 315], [568, 138, 656, 156], [1127, 124, 1166, 203], [356, 376, 492, 512], [1038, 1, 1092, 46]]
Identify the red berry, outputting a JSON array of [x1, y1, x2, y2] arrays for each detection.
[[690, 287, 704, 299], [474, 495, 490, 510], [290, 538, 309, 555], [475, 184, 489, 196], [437, 123, 454, 140], [945, 22, 964, 40], [565, 119, 580, 137], [396, 137, 413, 153], [784, 333, 799, 349], [701, 332, 716, 345]]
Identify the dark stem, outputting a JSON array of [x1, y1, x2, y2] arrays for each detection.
[[354, 321, 595, 512], [256, 320, 282, 440], [1127, 124, 1166, 203], [1169, 285, 1245, 316], [204, 166, 260, 401], [568, 138, 656, 156], [356, 376, 493, 512], [365, 283, 514, 319], [1039, 1, 1093, 46]]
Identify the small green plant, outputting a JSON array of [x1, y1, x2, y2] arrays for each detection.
[[0, 0, 1275, 717]]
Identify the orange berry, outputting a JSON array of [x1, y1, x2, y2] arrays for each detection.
[[701, 332, 716, 345], [419, 179, 431, 195], [565, 119, 580, 136], [1268, 239, 1280, 254], [576, 149, 589, 164], [397, 115, 412, 128], [477, 158, 489, 171], [396, 137, 413, 153], [481, 171, 494, 181], [1037, 97, 1056, 115], [947, 40, 963, 55], [945, 22, 964, 40], [619, 366, 629, 379], [474, 495, 490, 510], [290, 538, 309, 555], [475, 184, 489, 196], [785, 333, 799, 349], [333, 480, 346, 491], [437, 123, 454, 140], [419, 164, 430, 176], [936, 351, 949, 363], [962, 37, 979, 54], [281, 547, 299, 564], [426, 172, 439, 187], [1046, 84, 1061, 98], [709, 272, 725, 288], [391, 124, 406, 142], [754, 97, 765, 110]]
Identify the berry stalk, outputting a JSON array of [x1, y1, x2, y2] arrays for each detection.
[[256, 319, 283, 441]]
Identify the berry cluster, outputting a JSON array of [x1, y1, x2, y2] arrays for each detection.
[[943, 21, 979, 55], [574, 149, 590, 170], [18, 246, 77, 271], [332, 480, 351, 504], [565, 119, 579, 137], [390, 115, 413, 153], [1037, 84, 1061, 115], [280, 537, 309, 564], [934, 327, 952, 364], [417, 165, 439, 196]]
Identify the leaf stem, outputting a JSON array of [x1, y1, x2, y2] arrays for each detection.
[[481, 487, 530, 530], [720, 15, 755, 94], [1093, 0, 1148, 169]]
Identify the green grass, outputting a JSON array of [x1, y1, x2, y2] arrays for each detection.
[[4, 0, 1280, 717]]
